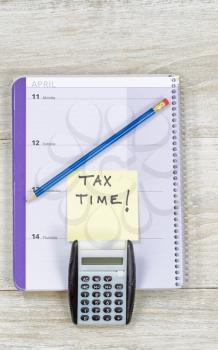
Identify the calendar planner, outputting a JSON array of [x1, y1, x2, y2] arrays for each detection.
[[13, 75, 184, 290]]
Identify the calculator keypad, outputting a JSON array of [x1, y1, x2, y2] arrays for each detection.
[[78, 273, 126, 325]]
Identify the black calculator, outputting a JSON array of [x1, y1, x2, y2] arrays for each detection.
[[68, 240, 135, 325]]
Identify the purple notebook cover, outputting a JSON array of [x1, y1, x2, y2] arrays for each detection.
[[12, 77, 26, 290]]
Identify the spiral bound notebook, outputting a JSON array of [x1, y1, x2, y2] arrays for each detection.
[[13, 75, 184, 290]]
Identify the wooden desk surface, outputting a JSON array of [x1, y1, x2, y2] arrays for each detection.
[[0, 1, 218, 349]]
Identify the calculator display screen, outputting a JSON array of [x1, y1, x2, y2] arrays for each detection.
[[82, 257, 123, 265]]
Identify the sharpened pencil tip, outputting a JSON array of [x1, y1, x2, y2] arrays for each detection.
[[26, 192, 36, 203]]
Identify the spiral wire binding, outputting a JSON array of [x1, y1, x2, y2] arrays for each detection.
[[169, 75, 185, 287], [179, 78, 189, 287]]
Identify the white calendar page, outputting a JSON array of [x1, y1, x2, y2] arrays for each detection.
[[25, 76, 183, 290]]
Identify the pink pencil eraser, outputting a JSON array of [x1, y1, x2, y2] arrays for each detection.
[[162, 98, 169, 106]]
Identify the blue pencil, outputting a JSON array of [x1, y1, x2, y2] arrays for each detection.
[[27, 98, 169, 202]]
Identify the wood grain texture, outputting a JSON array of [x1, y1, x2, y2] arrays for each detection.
[[0, 290, 218, 350], [0, 0, 218, 348]]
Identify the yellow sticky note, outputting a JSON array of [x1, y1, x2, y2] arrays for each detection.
[[67, 170, 138, 241]]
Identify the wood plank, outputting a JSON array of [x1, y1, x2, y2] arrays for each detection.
[[0, 1, 218, 139], [0, 289, 217, 349], [0, 140, 12, 290], [1, 138, 218, 289]]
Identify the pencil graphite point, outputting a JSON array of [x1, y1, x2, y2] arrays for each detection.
[[26, 191, 36, 203]]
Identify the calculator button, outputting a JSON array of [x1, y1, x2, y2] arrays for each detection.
[[81, 284, 89, 290], [103, 299, 112, 305], [81, 276, 89, 282], [104, 291, 112, 298], [103, 315, 111, 321], [92, 299, 101, 305], [103, 307, 111, 313], [104, 276, 112, 282], [92, 315, 100, 321], [81, 315, 89, 321], [92, 291, 101, 298], [115, 307, 122, 313], [115, 315, 123, 321], [81, 307, 89, 313], [92, 307, 100, 313], [115, 291, 123, 297], [115, 284, 123, 290], [104, 284, 112, 290], [115, 299, 123, 305], [92, 276, 101, 282], [81, 291, 89, 298], [92, 284, 101, 290], [81, 299, 89, 305]]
